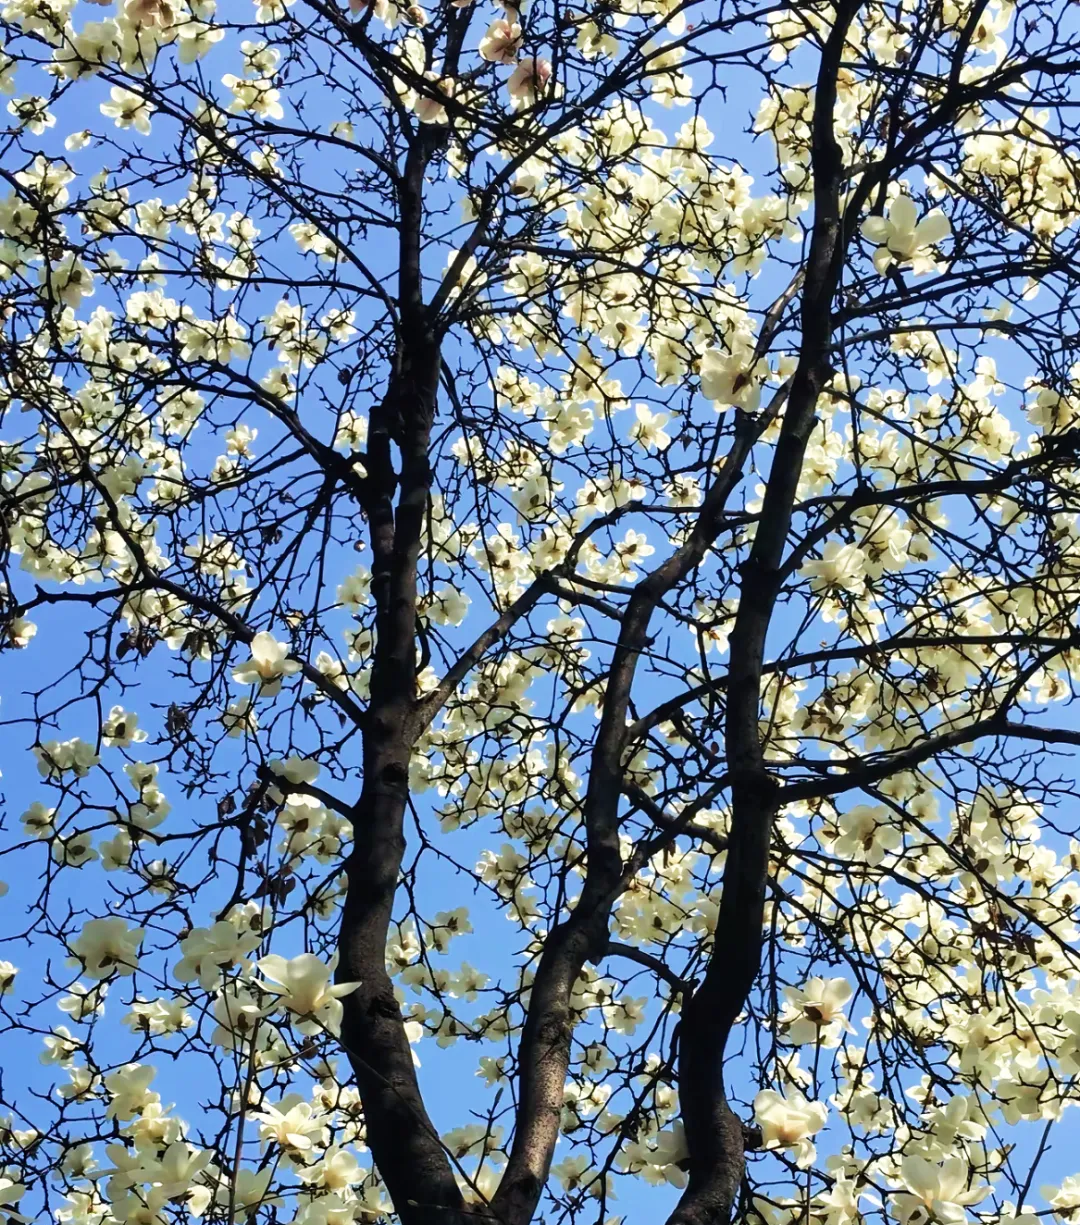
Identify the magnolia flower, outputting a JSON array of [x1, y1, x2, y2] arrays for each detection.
[[0, 961, 17, 994], [5, 615, 35, 647], [21, 802, 55, 838], [58, 981, 107, 1021], [508, 57, 552, 107], [801, 541, 867, 594], [337, 566, 372, 609], [861, 195, 951, 274], [222, 696, 259, 737], [0, 1176, 28, 1223], [333, 410, 368, 453], [103, 1063, 157, 1120], [297, 1144, 363, 1192], [753, 1086, 828, 1168], [780, 977, 854, 1047], [51, 835, 99, 869], [892, 1156, 990, 1225], [630, 403, 672, 451], [100, 87, 155, 135], [426, 586, 470, 626], [255, 952, 360, 1034], [39, 254, 93, 309], [178, 313, 251, 363], [99, 828, 133, 872], [101, 705, 147, 748], [58, 1065, 101, 1103], [125, 0, 181, 27], [267, 755, 321, 807], [40, 1029, 80, 1068], [34, 737, 99, 779], [479, 18, 522, 63], [232, 631, 302, 695], [174, 921, 261, 989], [700, 349, 763, 412], [253, 1094, 329, 1156], [216, 1168, 282, 1221], [513, 472, 553, 522], [833, 803, 902, 865], [124, 997, 193, 1036], [413, 73, 455, 124], [210, 983, 266, 1050], [153, 1142, 213, 1200], [71, 918, 144, 980]]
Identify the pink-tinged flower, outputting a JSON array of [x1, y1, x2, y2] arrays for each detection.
[[479, 18, 522, 64], [413, 74, 455, 124], [507, 57, 552, 107]]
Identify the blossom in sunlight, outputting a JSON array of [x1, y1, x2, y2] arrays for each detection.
[[34, 738, 99, 779], [125, 0, 183, 27], [629, 403, 672, 451], [0, 1175, 29, 1223], [123, 997, 194, 1036], [253, 1094, 329, 1158], [99, 87, 155, 135], [892, 1156, 989, 1225], [413, 74, 455, 124], [255, 952, 360, 1034], [753, 1086, 827, 1168], [174, 921, 262, 989], [699, 348, 763, 412], [154, 1141, 214, 1200], [779, 977, 854, 1047], [508, 57, 552, 107], [101, 705, 147, 749], [800, 541, 867, 594], [861, 195, 951, 274], [832, 803, 903, 865], [103, 1063, 157, 1120], [71, 918, 144, 980], [222, 696, 259, 737], [215, 1168, 282, 1221], [21, 802, 55, 838], [177, 313, 251, 364], [479, 18, 522, 63], [5, 615, 35, 647], [232, 631, 302, 695]]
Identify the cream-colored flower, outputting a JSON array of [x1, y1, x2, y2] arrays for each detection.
[[861, 195, 951, 274], [700, 349, 763, 412], [779, 977, 854, 1047], [801, 541, 867, 594], [256, 952, 360, 1034], [253, 1093, 329, 1157], [232, 631, 302, 695], [71, 918, 144, 980], [892, 1156, 989, 1225], [833, 804, 902, 865], [753, 1086, 827, 1168]]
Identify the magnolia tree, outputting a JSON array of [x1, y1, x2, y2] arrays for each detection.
[[4, 0, 1080, 1223]]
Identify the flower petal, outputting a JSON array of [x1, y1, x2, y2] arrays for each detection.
[[887, 194, 918, 234], [913, 208, 951, 247]]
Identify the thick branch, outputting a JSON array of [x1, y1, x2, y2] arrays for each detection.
[[667, 7, 862, 1222], [334, 130, 474, 1225]]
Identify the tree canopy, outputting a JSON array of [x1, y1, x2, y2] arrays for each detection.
[[3, 1, 1080, 1224]]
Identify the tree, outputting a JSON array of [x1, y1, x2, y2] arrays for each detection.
[[3, 0, 1080, 1222]]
